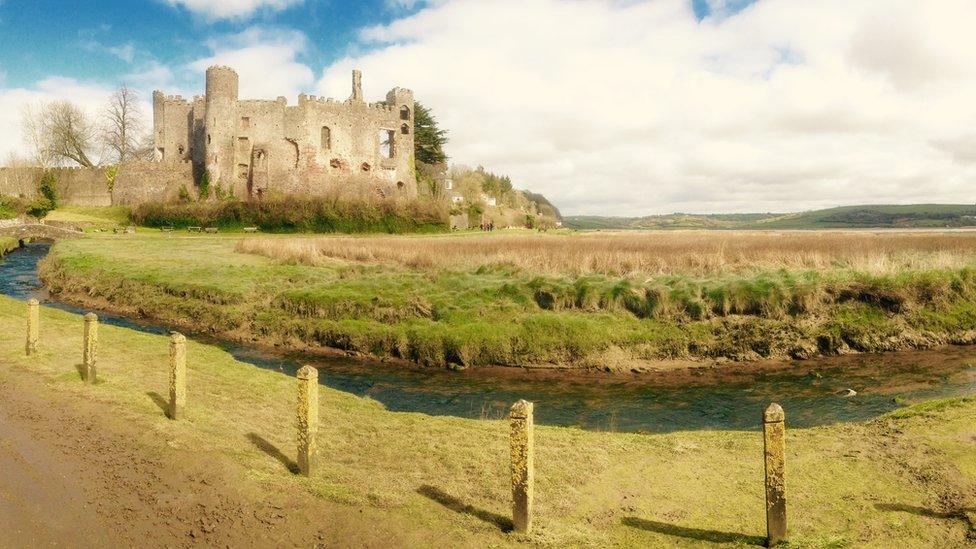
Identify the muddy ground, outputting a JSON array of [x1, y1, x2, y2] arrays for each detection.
[[0, 368, 478, 548]]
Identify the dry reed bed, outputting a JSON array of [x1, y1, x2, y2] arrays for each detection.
[[236, 231, 976, 277]]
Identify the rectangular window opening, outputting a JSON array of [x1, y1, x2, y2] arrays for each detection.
[[321, 126, 331, 152], [379, 129, 395, 159]]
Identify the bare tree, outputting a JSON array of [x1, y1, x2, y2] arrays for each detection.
[[102, 85, 144, 162], [21, 103, 53, 167], [21, 101, 98, 168]]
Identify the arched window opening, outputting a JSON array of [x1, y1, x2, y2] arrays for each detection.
[[401, 123, 409, 135], [400, 106, 410, 121]]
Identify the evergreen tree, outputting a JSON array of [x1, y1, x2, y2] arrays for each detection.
[[413, 101, 448, 165]]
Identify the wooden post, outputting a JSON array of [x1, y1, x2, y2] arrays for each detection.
[[763, 403, 787, 546], [296, 365, 319, 476], [26, 298, 38, 356], [83, 313, 98, 384], [510, 399, 534, 534], [168, 332, 187, 420]]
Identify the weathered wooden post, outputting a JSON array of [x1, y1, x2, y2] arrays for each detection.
[[296, 365, 319, 476], [510, 399, 534, 534], [25, 298, 39, 356], [168, 332, 187, 420], [83, 313, 98, 384], [763, 403, 787, 546]]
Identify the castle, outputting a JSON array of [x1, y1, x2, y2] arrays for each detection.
[[153, 66, 417, 199], [0, 67, 418, 206]]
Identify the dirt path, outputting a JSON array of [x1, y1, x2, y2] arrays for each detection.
[[0, 370, 475, 548]]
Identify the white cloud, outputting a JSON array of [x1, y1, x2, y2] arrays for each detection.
[[161, 0, 303, 21], [123, 61, 176, 91], [107, 44, 136, 63], [189, 26, 313, 99], [315, 0, 976, 215]]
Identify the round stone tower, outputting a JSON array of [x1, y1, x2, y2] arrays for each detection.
[[204, 66, 239, 187]]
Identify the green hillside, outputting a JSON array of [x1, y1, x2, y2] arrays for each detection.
[[566, 204, 976, 230]]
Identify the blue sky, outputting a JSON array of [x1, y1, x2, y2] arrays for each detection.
[[0, 0, 424, 89], [1, 0, 974, 216]]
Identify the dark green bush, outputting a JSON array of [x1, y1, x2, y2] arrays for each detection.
[[131, 195, 449, 234]]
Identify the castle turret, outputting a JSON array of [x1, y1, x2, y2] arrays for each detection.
[[204, 66, 239, 189], [350, 70, 363, 103], [152, 90, 165, 160], [386, 87, 415, 165]]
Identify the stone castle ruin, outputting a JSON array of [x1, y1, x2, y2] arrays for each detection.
[[0, 66, 418, 205], [155, 66, 417, 200]]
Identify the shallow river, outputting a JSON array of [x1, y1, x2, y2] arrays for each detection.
[[3, 242, 975, 433]]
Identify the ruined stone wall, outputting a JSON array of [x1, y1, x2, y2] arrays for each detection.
[[0, 167, 112, 206], [113, 161, 194, 205]]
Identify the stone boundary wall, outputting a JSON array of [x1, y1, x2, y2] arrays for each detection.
[[0, 167, 113, 207], [1, 162, 195, 207], [112, 161, 194, 205]]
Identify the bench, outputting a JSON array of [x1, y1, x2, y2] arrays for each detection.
[[204, 227, 219, 234], [243, 227, 259, 233], [187, 226, 203, 233]]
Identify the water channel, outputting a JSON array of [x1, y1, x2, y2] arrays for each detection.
[[3, 242, 975, 433]]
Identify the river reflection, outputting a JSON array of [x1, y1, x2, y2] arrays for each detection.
[[3, 242, 974, 432]]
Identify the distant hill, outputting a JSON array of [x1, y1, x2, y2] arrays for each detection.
[[565, 204, 976, 230]]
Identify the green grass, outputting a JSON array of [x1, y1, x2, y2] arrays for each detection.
[[37, 234, 976, 369], [0, 237, 18, 258], [0, 295, 972, 546], [44, 205, 132, 226]]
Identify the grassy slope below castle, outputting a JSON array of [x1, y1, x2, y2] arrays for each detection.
[[38, 230, 976, 370], [0, 295, 972, 546], [567, 204, 976, 230]]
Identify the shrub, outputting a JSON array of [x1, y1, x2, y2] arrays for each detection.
[[198, 170, 211, 199], [27, 197, 55, 218], [39, 171, 58, 206], [130, 195, 449, 234], [0, 196, 29, 219]]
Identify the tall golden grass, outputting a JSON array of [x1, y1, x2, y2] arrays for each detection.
[[235, 230, 976, 277]]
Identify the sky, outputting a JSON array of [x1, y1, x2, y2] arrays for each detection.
[[0, 0, 975, 216]]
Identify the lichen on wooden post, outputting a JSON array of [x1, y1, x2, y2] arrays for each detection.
[[25, 298, 39, 356], [763, 403, 787, 546], [296, 365, 319, 477], [82, 313, 98, 384], [168, 332, 187, 420], [510, 399, 535, 534]]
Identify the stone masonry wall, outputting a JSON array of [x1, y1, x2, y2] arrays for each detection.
[[0, 167, 112, 207], [113, 161, 195, 205]]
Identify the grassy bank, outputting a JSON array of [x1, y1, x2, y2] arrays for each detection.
[[0, 236, 18, 258], [0, 295, 972, 546], [39, 232, 976, 369], [131, 196, 449, 234]]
